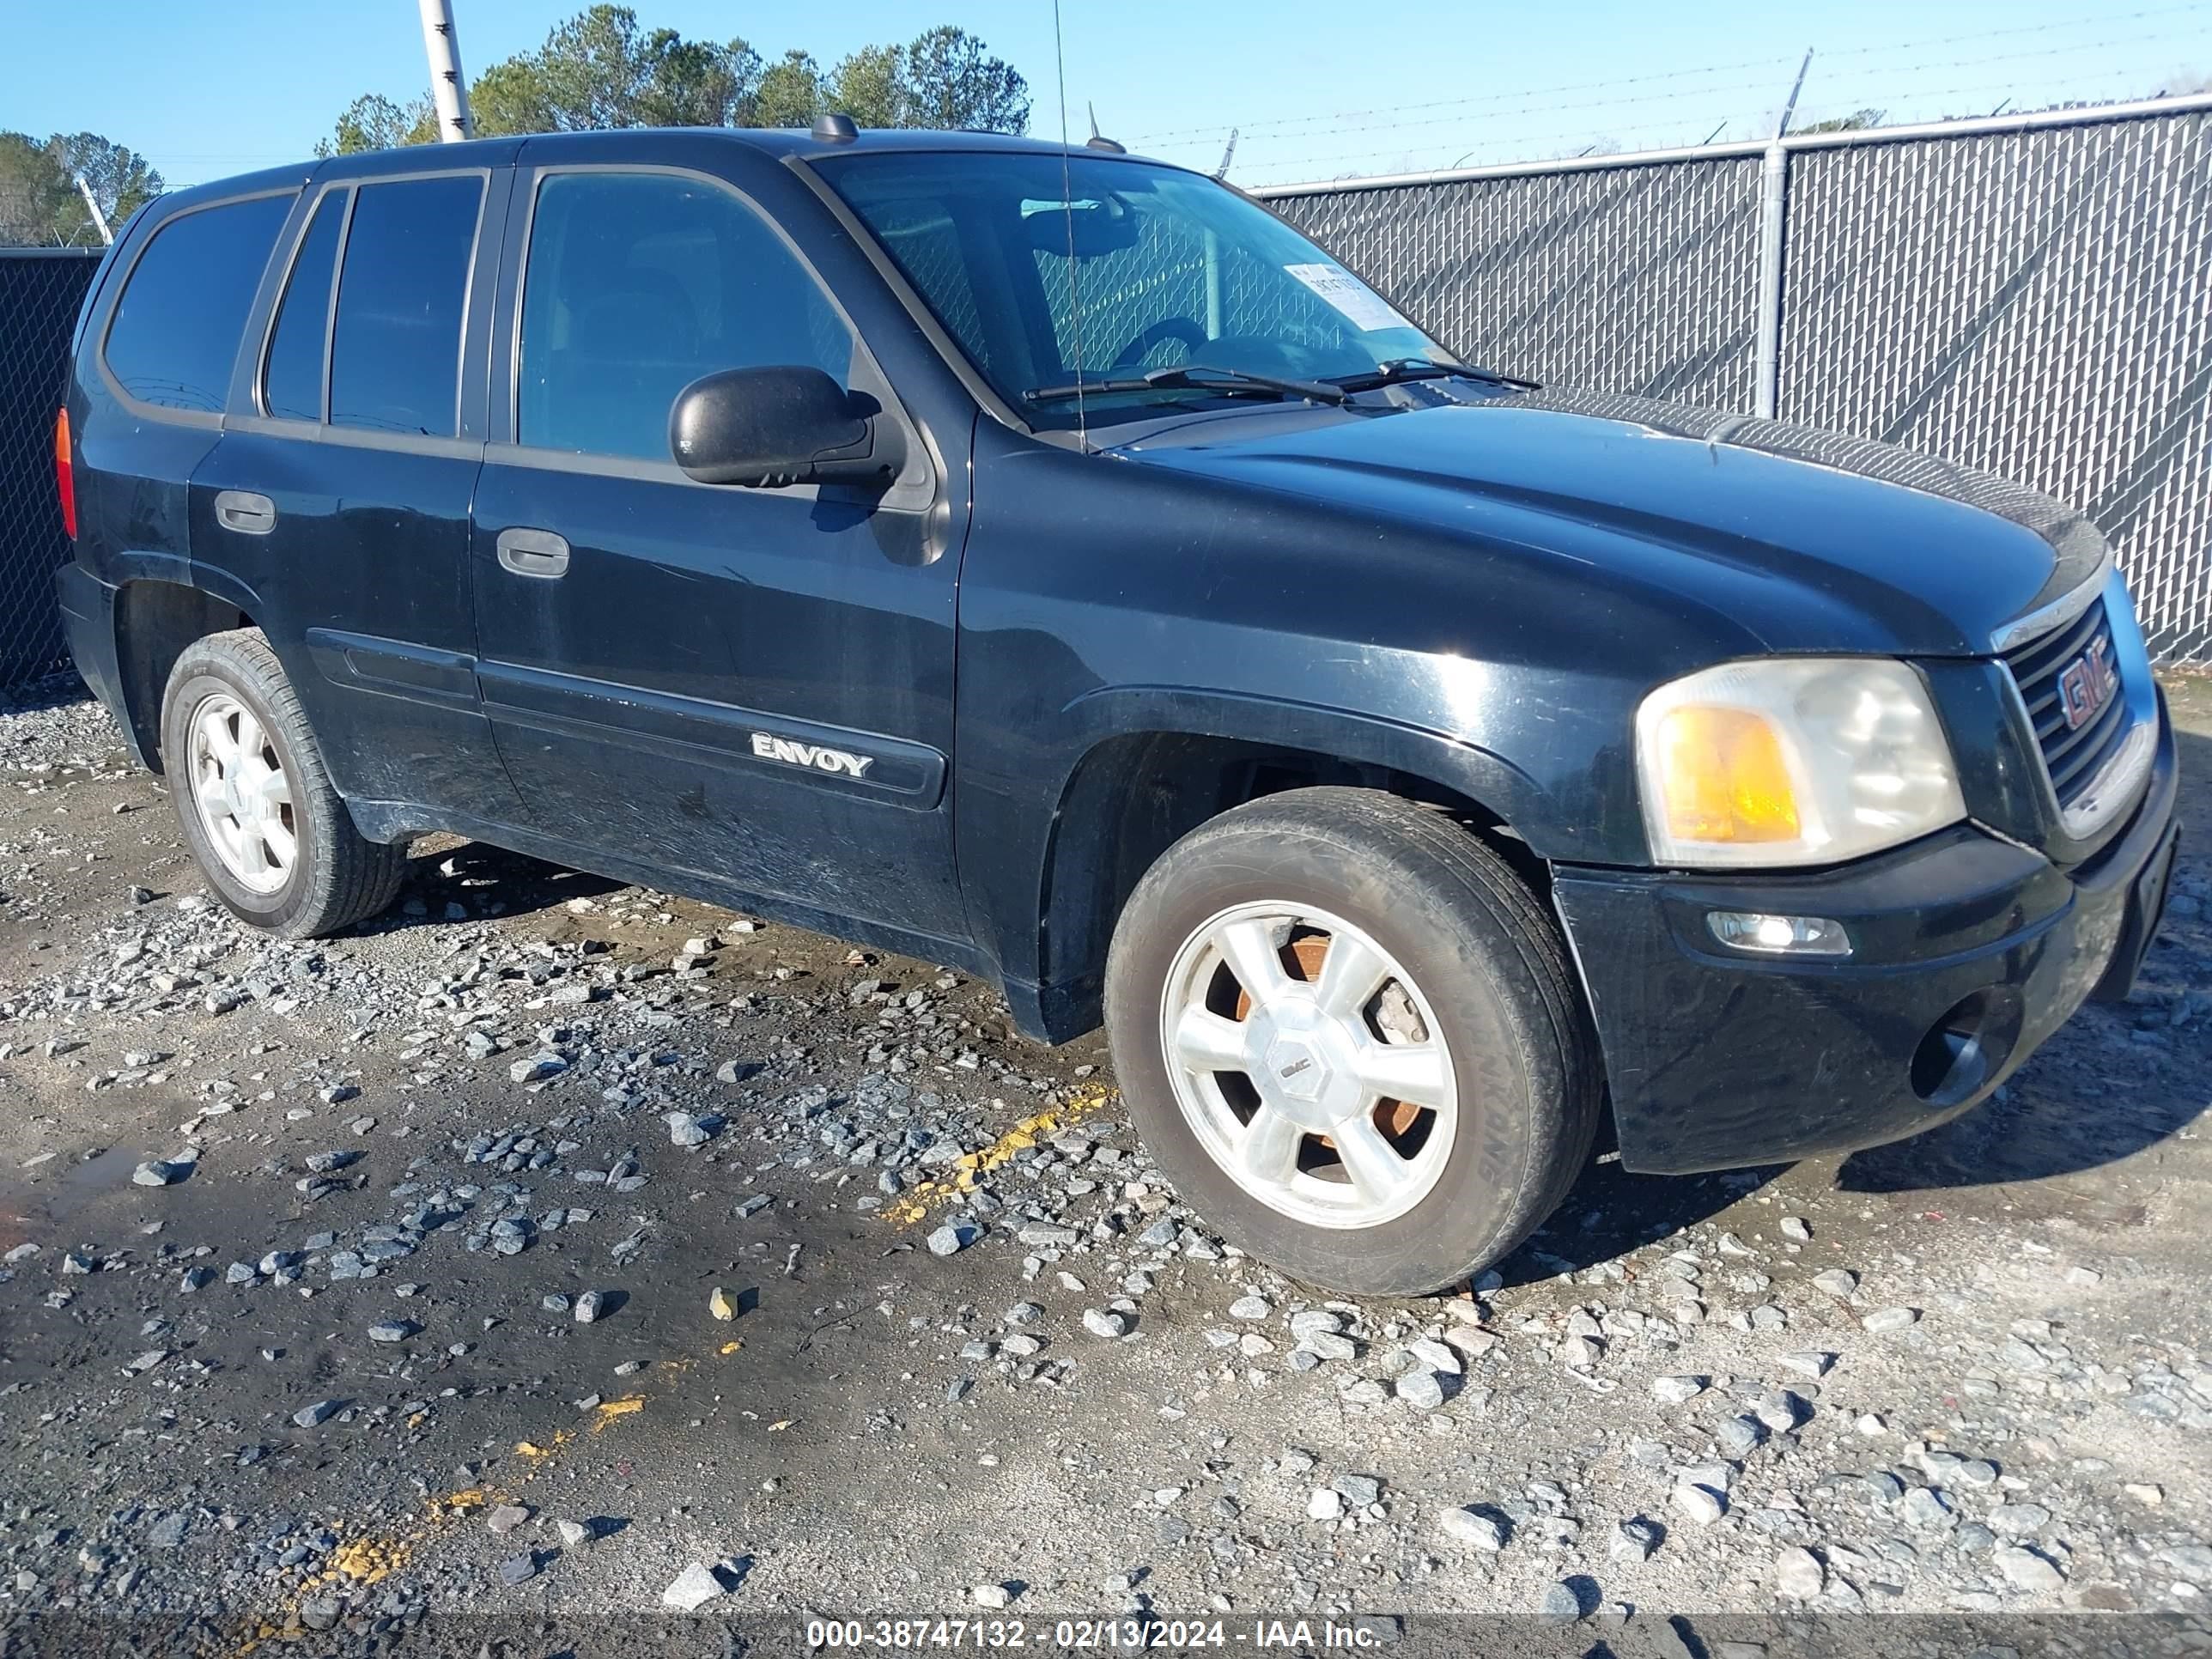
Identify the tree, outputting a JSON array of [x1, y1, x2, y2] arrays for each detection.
[[0, 130, 164, 246], [635, 29, 763, 127], [1793, 107, 1887, 135], [0, 134, 74, 245], [316, 94, 435, 156], [754, 50, 825, 128], [318, 9, 1029, 150], [830, 44, 906, 130], [899, 25, 1028, 133], [49, 133, 162, 228], [528, 4, 653, 130], [469, 58, 556, 139]]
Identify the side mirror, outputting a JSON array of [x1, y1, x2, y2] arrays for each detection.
[[668, 365, 900, 489]]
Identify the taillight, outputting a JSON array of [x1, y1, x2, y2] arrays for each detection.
[[54, 408, 76, 541]]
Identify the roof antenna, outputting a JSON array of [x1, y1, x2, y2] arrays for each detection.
[[1085, 101, 1127, 154], [1053, 0, 1090, 450], [1212, 128, 1238, 180]]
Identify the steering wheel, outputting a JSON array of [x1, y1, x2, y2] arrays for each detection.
[[1109, 316, 1208, 372]]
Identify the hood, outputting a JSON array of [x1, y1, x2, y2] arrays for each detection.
[[1115, 387, 2108, 659]]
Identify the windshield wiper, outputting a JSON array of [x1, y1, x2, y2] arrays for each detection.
[[1328, 358, 1542, 394], [1025, 363, 1348, 406]]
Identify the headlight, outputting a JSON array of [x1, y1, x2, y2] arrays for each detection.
[[1636, 658, 1966, 868]]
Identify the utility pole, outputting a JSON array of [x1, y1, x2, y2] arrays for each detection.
[[417, 0, 474, 142], [73, 177, 112, 246]]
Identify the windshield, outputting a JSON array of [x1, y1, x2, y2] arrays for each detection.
[[816, 150, 1450, 428]]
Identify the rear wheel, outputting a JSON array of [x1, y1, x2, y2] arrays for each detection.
[[161, 629, 408, 938], [1104, 787, 1601, 1295]]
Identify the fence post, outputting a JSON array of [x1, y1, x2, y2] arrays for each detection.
[[1753, 141, 1788, 420]]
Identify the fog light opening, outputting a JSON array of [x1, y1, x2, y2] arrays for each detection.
[[1910, 989, 2022, 1106], [1705, 909, 1851, 957]]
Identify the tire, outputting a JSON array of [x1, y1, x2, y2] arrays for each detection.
[[1104, 787, 1601, 1296], [159, 628, 408, 939]]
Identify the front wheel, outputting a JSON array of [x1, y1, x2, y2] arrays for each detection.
[[1104, 787, 1601, 1295], [161, 629, 408, 938]]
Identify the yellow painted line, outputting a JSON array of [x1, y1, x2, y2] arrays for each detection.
[[884, 1085, 1115, 1224], [220, 1486, 493, 1656], [591, 1395, 644, 1431], [219, 1372, 679, 1653]]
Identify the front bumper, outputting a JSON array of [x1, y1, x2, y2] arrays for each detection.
[[1553, 690, 2179, 1175]]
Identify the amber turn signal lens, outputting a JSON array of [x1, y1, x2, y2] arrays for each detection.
[[1651, 705, 1801, 844]]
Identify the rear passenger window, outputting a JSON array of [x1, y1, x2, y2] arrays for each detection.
[[262, 191, 347, 422], [517, 171, 853, 460], [104, 193, 292, 413], [330, 174, 483, 437]]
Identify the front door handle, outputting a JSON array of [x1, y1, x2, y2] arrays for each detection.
[[496, 526, 570, 579], [214, 490, 276, 535]]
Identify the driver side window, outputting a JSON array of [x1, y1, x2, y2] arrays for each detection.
[[517, 170, 854, 461]]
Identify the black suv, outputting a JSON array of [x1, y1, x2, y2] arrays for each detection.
[[55, 125, 2179, 1293]]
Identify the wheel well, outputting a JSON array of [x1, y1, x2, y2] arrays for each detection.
[[1038, 733, 1543, 1039], [115, 581, 254, 773]]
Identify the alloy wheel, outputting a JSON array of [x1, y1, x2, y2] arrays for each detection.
[[186, 692, 296, 896], [1158, 900, 1458, 1229]]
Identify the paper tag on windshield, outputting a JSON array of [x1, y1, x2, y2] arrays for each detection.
[[1284, 263, 1409, 332]]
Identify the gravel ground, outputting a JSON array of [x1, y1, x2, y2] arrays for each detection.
[[3, 670, 2210, 1657]]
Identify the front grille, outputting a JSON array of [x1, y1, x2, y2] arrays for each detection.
[[2002, 596, 2130, 805]]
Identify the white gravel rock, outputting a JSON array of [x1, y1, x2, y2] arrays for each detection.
[[1993, 1545, 2066, 1593], [1404, 1336, 1461, 1374], [1437, 1507, 1508, 1550], [1673, 1483, 1727, 1525], [1774, 1546, 1825, 1599], [662, 1561, 725, 1610], [1395, 1370, 1445, 1410]]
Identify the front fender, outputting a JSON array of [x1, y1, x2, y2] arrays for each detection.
[[962, 677, 1637, 1043], [1059, 684, 1554, 838]]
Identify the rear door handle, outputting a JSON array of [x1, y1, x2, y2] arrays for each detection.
[[214, 490, 276, 535], [496, 526, 570, 579]]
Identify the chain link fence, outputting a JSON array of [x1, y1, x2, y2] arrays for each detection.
[[1263, 100, 2212, 665], [0, 249, 100, 687]]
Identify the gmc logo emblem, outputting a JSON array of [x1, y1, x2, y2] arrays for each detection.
[[2057, 636, 2118, 731]]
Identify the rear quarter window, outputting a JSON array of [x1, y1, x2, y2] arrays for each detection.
[[103, 193, 294, 414], [329, 174, 484, 438], [262, 190, 349, 422]]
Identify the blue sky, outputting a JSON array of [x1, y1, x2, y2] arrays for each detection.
[[6, 0, 2208, 191]]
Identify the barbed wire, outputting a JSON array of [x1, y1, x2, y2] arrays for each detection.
[[1125, 1, 2212, 143], [1224, 64, 2198, 180], [1138, 27, 2205, 160]]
